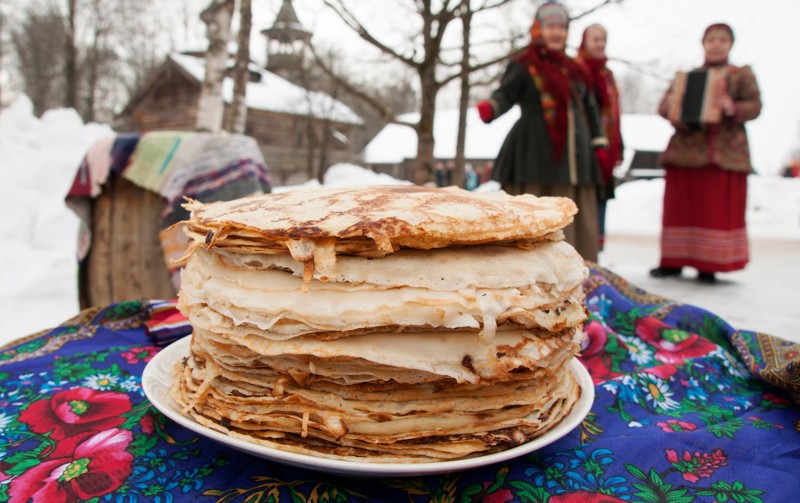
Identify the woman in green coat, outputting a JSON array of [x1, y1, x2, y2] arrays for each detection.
[[477, 2, 610, 262]]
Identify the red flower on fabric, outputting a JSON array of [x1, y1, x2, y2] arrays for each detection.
[[120, 346, 159, 365], [19, 388, 132, 440], [481, 487, 514, 503], [8, 428, 133, 503], [665, 448, 728, 482], [550, 490, 628, 503], [657, 419, 698, 433], [139, 412, 155, 434], [642, 364, 678, 380], [579, 319, 626, 384], [762, 392, 791, 406], [634, 317, 716, 364]]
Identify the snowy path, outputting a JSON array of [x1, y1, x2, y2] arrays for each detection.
[[600, 235, 799, 343]]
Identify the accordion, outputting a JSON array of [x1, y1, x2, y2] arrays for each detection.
[[667, 68, 728, 127]]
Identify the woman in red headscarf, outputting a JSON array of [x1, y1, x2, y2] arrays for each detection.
[[476, 1, 608, 263], [576, 24, 623, 252], [650, 23, 761, 283]]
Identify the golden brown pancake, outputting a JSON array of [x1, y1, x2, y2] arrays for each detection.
[[179, 185, 577, 277], [170, 185, 587, 463]]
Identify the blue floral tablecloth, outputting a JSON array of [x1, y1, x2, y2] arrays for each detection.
[[1, 265, 798, 502]]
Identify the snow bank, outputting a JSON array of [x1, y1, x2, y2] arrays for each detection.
[[0, 96, 113, 340]]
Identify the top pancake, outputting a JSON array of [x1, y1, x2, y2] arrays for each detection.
[[184, 185, 577, 256]]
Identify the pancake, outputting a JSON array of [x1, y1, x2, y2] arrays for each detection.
[[178, 185, 577, 278], [169, 331, 580, 462], [169, 185, 588, 463], [178, 240, 588, 340]]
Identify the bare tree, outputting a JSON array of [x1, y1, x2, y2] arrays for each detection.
[[227, 0, 251, 134], [12, 3, 66, 116], [0, 3, 7, 108], [453, 0, 473, 188], [295, 47, 349, 183], [9, 0, 170, 121], [64, 0, 78, 109], [322, 0, 519, 184], [78, 0, 119, 122], [303, 41, 418, 175], [196, 0, 234, 133]]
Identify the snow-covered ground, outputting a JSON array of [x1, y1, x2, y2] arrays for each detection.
[[1, 96, 799, 347]]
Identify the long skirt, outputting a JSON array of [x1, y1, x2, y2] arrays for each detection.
[[502, 183, 599, 263], [659, 165, 748, 272]]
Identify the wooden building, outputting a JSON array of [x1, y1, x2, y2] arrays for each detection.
[[116, 0, 363, 186]]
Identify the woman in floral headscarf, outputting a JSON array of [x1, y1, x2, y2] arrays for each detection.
[[650, 23, 761, 283], [576, 23, 623, 252], [477, 1, 609, 262]]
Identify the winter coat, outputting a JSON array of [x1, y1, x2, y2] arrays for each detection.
[[486, 59, 606, 186], [658, 64, 761, 173]]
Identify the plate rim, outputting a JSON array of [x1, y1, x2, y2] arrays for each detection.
[[143, 335, 595, 477]]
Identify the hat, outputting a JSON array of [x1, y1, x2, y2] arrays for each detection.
[[537, 2, 569, 27], [530, 2, 569, 42], [703, 23, 734, 43]]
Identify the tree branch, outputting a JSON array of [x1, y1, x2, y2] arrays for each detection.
[[307, 42, 404, 125], [438, 45, 524, 87], [570, 0, 625, 21], [322, 0, 418, 68], [469, 0, 516, 14]]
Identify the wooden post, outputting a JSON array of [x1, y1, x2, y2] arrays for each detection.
[[82, 175, 176, 308]]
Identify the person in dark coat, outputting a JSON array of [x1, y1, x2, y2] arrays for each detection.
[[476, 1, 609, 262]]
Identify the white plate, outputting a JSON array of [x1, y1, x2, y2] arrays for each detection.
[[143, 335, 594, 477]]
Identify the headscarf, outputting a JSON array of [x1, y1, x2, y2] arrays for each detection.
[[702, 23, 734, 67], [577, 24, 609, 109], [703, 23, 734, 43], [517, 2, 588, 161], [576, 24, 622, 164]]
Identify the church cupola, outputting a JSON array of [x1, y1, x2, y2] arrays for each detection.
[[261, 0, 312, 81]]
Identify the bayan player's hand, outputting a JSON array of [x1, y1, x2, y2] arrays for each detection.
[[718, 94, 735, 117]]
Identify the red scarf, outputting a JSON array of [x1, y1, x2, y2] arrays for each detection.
[[703, 58, 729, 67], [577, 50, 623, 165], [517, 40, 588, 161]]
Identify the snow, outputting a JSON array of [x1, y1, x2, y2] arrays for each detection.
[[619, 114, 674, 153], [0, 97, 114, 345], [1, 96, 798, 347], [364, 107, 521, 164], [169, 53, 362, 125]]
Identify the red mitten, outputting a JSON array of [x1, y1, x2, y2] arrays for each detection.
[[476, 101, 494, 123], [595, 147, 614, 184]]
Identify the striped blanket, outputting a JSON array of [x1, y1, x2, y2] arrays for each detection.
[[66, 131, 272, 288]]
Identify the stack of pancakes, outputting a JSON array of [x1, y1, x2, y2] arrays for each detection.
[[169, 185, 589, 463]]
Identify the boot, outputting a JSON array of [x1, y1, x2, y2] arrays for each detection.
[[649, 266, 682, 278]]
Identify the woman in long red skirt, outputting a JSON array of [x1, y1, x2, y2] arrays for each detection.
[[650, 23, 761, 283]]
